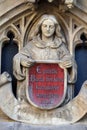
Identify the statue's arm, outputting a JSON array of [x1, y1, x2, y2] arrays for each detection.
[[13, 53, 26, 81], [13, 46, 35, 81], [58, 43, 73, 68], [58, 43, 77, 83]]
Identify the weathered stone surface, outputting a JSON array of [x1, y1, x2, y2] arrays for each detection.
[[0, 109, 12, 122], [0, 0, 86, 20], [76, 0, 87, 13], [0, 0, 25, 17], [0, 0, 87, 127], [0, 72, 87, 124], [0, 122, 87, 130]]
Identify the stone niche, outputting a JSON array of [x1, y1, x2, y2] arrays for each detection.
[[0, 0, 87, 130]]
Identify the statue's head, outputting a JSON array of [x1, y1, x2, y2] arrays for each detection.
[[31, 14, 62, 39], [41, 16, 56, 38]]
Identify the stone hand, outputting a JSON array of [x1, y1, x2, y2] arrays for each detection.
[[21, 57, 35, 67], [59, 59, 73, 68]]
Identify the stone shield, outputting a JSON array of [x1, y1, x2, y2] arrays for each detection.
[[26, 63, 67, 110]]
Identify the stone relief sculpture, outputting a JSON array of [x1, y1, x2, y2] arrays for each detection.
[[0, 14, 87, 124], [13, 14, 76, 82], [13, 14, 77, 109]]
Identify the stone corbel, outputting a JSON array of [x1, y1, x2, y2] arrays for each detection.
[[65, 0, 76, 8], [23, 0, 76, 10]]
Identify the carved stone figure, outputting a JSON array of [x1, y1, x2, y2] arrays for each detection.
[[13, 15, 76, 83], [0, 13, 87, 124]]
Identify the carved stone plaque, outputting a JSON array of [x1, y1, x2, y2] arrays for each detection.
[[26, 63, 67, 109]]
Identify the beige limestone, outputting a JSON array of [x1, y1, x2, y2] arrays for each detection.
[[0, 0, 87, 125]]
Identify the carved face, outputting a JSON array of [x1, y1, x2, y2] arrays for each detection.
[[41, 19, 55, 38]]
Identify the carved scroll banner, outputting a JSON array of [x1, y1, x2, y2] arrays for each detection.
[[0, 72, 87, 124], [26, 63, 66, 109]]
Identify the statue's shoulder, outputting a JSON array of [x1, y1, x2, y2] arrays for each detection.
[[54, 37, 63, 47]]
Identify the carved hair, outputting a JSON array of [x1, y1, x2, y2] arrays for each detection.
[[30, 14, 63, 40]]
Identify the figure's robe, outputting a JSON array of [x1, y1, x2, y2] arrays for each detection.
[[13, 35, 77, 83]]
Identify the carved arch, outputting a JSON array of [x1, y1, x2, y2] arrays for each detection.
[[4, 24, 21, 49], [23, 12, 69, 47], [0, 27, 20, 97], [0, 24, 21, 73], [72, 27, 87, 96], [23, 5, 69, 46], [73, 27, 87, 55]]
